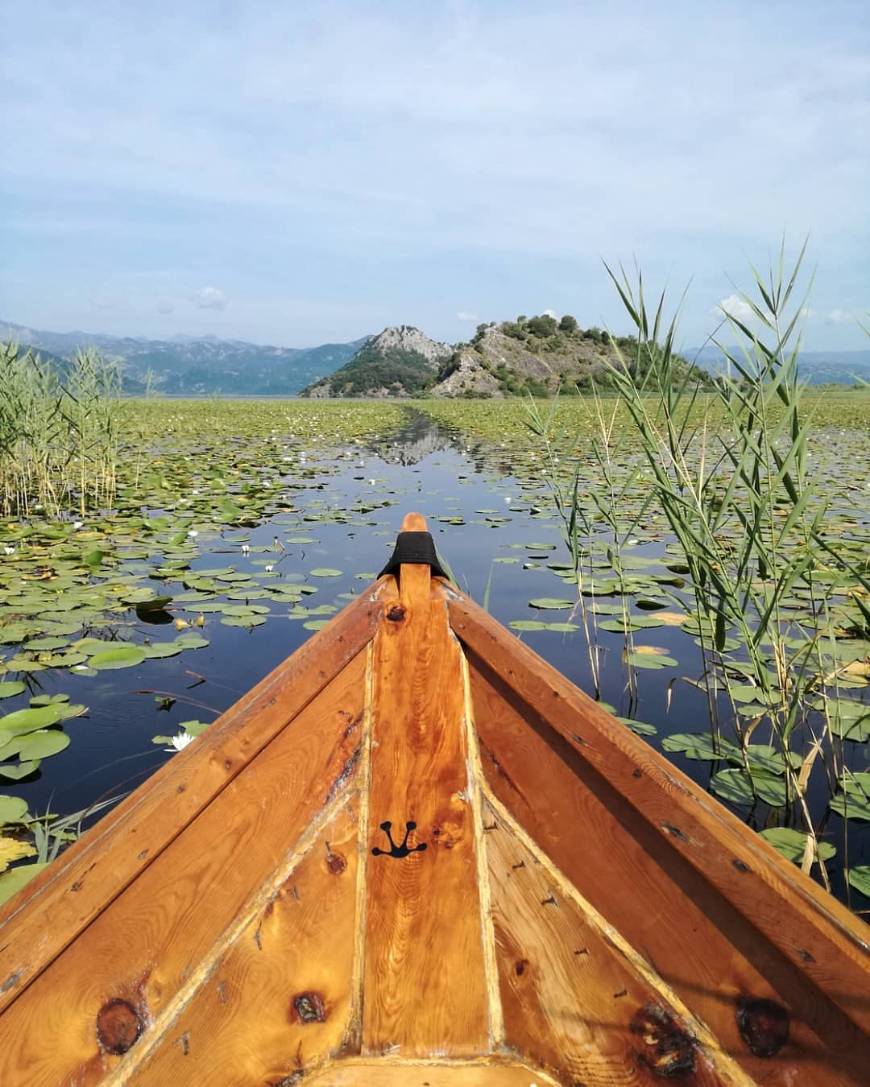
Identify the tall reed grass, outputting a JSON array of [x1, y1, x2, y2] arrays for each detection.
[[534, 244, 869, 897], [0, 344, 120, 517]]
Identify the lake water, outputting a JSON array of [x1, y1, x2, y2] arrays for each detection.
[[2, 410, 867, 906]]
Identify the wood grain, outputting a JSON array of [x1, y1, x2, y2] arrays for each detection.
[[126, 800, 361, 1086], [362, 517, 489, 1056], [447, 589, 870, 1013], [486, 800, 742, 1087], [467, 651, 870, 1086], [0, 651, 367, 1087], [303, 1058, 562, 1085], [0, 584, 384, 1015]]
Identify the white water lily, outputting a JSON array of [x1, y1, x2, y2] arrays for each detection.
[[368, 478, 376, 485], [241, 543, 251, 555], [187, 529, 199, 538], [165, 732, 194, 753], [73, 521, 84, 529], [3, 546, 14, 555], [504, 496, 511, 504], [265, 564, 274, 573]]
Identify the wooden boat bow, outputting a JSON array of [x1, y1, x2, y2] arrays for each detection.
[[0, 513, 867, 1085]]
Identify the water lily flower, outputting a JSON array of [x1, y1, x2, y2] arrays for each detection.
[[3, 546, 15, 555], [73, 521, 84, 530], [187, 529, 199, 538], [504, 496, 511, 504], [368, 478, 376, 485], [265, 564, 274, 573], [241, 543, 251, 555], [165, 732, 193, 753]]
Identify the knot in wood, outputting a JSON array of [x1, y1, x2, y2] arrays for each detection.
[[292, 991, 327, 1024], [386, 605, 406, 622], [96, 998, 144, 1055], [736, 997, 790, 1057], [326, 849, 347, 875], [630, 1004, 696, 1076]]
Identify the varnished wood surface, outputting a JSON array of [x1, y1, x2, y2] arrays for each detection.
[[0, 584, 384, 1015], [1, 513, 867, 1086], [467, 647, 869, 1085], [448, 592, 870, 1015], [0, 652, 367, 1087], [126, 800, 361, 1086], [362, 516, 490, 1055], [486, 801, 741, 1087], [303, 1059, 562, 1085]]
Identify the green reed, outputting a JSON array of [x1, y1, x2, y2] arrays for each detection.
[[596, 242, 868, 891], [0, 344, 120, 517]]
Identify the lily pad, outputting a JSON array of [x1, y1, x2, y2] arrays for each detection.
[[0, 796, 28, 825], [711, 767, 787, 808], [0, 705, 65, 735], [0, 682, 25, 699], [89, 646, 148, 670], [0, 862, 49, 906], [847, 866, 870, 898], [759, 827, 836, 864], [528, 598, 575, 610]]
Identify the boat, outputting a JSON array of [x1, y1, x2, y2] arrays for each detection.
[[0, 513, 867, 1086]]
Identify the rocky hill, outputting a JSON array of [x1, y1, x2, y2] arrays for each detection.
[[0, 319, 367, 395], [302, 325, 452, 397], [306, 314, 710, 399]]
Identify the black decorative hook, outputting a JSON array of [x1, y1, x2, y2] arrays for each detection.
[[371, 820, 427, 859]]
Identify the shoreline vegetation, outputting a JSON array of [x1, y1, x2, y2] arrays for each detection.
[[1, 254, 868, 912]]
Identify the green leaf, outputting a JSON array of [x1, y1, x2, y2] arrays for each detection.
[[89, 646, 148, 670], [759, 827, 836, 864], [662, 732, 740, 761], [528, 598, 575, 610], [0, 760, 41, 780], [711, 767, 786, 808], [0, 861, 49, 906], [0, 796, 28, 825], [0, 705, 65, 736], [0, 731, 70, 760], [509, 620, 547, 631], [309, 568, 342, 578], [0, 682, 25, 699], [847, 866, 870, 898]]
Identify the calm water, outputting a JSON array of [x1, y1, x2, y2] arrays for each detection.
[[7, 413, 867, 903]]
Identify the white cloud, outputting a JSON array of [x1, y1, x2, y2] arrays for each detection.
[[827, 308, 851, 324], [716, 294, 755, 323], [542, 308, 558, 319], [456, 310, 478, 322], [194, 286, 226, 311]]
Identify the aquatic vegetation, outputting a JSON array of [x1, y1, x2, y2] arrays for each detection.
[[0, 378, 866, 910]]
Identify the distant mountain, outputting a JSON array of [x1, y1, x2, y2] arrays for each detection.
[[304, 315, 712, 399], [0, 319, 369, 395], [689, 345, 870, 386], [302, 325, 452, 397]]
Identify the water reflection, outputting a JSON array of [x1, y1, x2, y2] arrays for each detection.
[[366, 411, 458, 465]]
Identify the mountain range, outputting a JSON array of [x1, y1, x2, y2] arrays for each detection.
[[0, 319, 366, 395], [2, 318, 867, 397]]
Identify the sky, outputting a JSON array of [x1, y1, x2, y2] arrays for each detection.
[[1, 1, 868, 350]]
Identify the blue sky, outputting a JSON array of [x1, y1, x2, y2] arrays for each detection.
[[2, 1, 868, 349]]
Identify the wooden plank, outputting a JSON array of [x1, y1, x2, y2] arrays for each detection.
[[303, 1059, 562, 1085], [448, 592, 870, 1019], [362, 516, 490, 1056], [0, 584, 384, 1015], [467, 653, 870, 1086], [0, 651, 367, 1087], [126, 800, 361, 1086], [486, 799, 746, 1087]]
